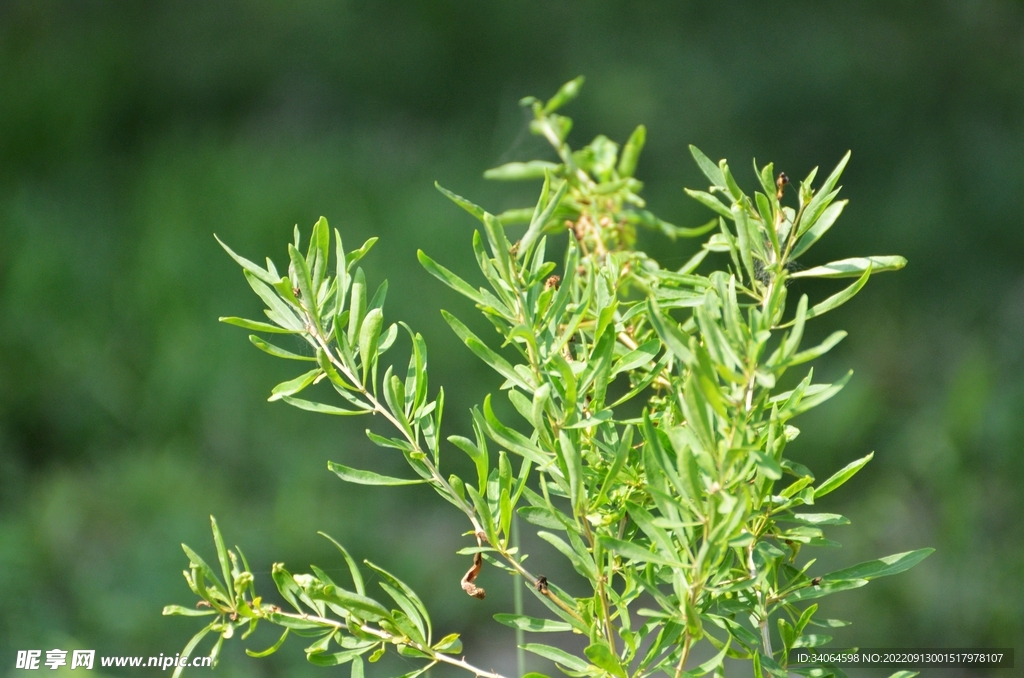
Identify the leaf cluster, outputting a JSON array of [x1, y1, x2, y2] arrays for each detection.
[[168, 79, 928, 678]]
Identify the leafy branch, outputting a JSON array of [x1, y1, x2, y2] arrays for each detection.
[[167, 78, 929, 678]]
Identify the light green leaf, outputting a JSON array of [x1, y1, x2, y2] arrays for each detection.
[[484, 161, 561, 181], [171, 623, 216, 678], [791, 200, 846, 259], [543, 75, 585, 114], [685, 188, 733, 219], [358, 308, 383, 385], [215, 235, 278, 284], [791, 256, 906, 279], [689, 145, 726, 187], [520, 177, 568, 256], [815, 452, 873, 498], [318, 532, 365, 595], [162, 605, 216, 617], [520, 644, 589, 672], [418, 250, 487, 306], [435, 182, 487, 223], [618, 124, 646, 177], [269, 368, 322, 401], [311, 585, 391, 622], [282, 396, 370, 415], [823, 548, 935, 582], [250, 335, 316, 361], [585, 643, 626, 677], [328, 461, 427, 486], [598, 535, 680, 567], [246, 629, 289, 657], [306, 648, 371, 667], [442, 311, 532, 390], [220, 316, 299, 334], [647, 299, 694, 365], [802, 263, 872, 322], [788, 578, 869, 602], [494, 614, 572, 633]]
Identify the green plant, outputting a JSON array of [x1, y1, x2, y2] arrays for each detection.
[[165, 78, 930, 678]]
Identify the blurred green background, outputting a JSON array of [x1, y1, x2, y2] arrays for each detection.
[[1, 2, 1022, 676]]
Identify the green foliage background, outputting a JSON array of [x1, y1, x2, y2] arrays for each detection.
[[1, 2, 1021, 676]]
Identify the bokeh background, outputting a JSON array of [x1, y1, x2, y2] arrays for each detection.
[[1, 2, 1022, 676]]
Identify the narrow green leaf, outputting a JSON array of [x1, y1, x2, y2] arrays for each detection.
[[823, 548, 934, 582], [307, 648, 368, 667], [798, 151, 851, 237], [283, 396, 370, 415], [791, 256, 906, 279], [215, 235, 277, 284], [598, 535, 680, 567], [520, 178, 568, 257], [804, 264, 872, 321], [310, 584, 392, 622], [171, 623, 216, 678], [520, 644, 589, 672], [543, 75, 585, 114], [418, 251, 487, 306], [647, 299, 694, 365], [538, 531, 595, 579], [269, 368, 322, 401], [791, 200, 846, 259], [318, 532, 365, 595], [328, 461, 427, 486], [442, 311, 532, 389], [364, 560, 433, 643], [162, 605, 216, 617], [246, 629, 289, 657], [433, 633, 462, 653], [787, 578, 868, 602], [494, 614, 572, 633], [288, 244, 318, 325], [209, 516, 233, 599], [347, 268, 367, 345], [689, 145, 726, 187], [435, 182, 487, 224], [815, 452, 873, 498], [220, 317, 299, 334], [733, 203, 756, 282], [685, 188, 733, 219], [585, 643, 626, 677], [358, 308, 383, 385], [244, 272, 303, 331], [249, 335, 316, 361], [484, 161, 561, 181], [618, 124, 646, 177], [788, 331, 847, 366], [783, 513, 850, 526]]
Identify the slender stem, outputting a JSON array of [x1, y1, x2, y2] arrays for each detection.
[[760, 617, 774, 658], [582, 520, 616, 652], [512, 516, 526, 678], [673, 634, 693, 678]]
